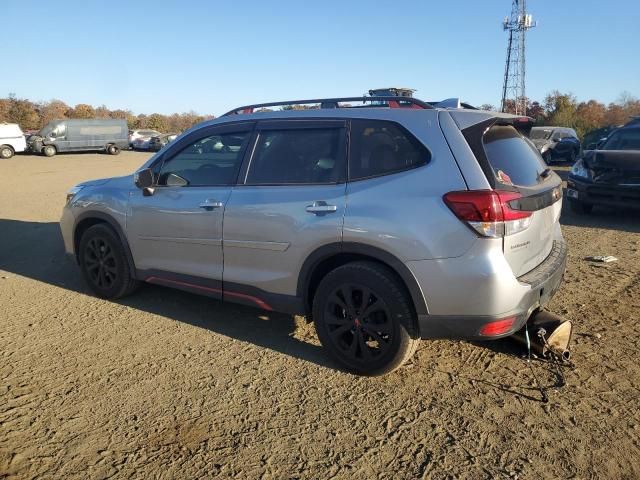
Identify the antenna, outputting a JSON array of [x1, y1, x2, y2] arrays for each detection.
[[501, 0, 537, 115]]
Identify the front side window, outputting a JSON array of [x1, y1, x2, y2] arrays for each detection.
[[52, 124, 66, 138], [158, 131, 250, 186], [246, 128, 345, 184], [349, 120, 430, 180], [602, 129, 640, 151]]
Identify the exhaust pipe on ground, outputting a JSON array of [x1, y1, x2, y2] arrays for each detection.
[[511, 310, 573, 361]]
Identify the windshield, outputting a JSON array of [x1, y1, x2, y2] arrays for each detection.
[[530, 128, 553, 140], [602, 129, 640, 151]]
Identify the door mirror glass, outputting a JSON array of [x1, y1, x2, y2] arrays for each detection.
[[135, 168, 154, 188]]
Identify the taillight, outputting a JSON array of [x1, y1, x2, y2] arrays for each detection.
[[443, 190, 532, 238], [479, 316, 517, 336]]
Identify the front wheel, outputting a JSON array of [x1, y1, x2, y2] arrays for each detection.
[[313, 261, 419, 376], [79, 224, 139, 299], [42, 145, 56, 157]]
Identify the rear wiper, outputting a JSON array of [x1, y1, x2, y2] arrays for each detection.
[[540, 168, 552, 179]]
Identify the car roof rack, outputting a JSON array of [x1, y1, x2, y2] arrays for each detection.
[[222, 96, 434, 116]]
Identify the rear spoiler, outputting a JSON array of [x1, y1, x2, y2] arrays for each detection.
[[449, 110, 535, 138], [495, 116, 535, 138]]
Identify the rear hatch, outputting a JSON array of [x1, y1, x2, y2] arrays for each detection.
[[461, 118, 563, 277]]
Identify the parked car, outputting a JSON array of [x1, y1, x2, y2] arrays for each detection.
[[567, 118, 640, 214], [0, 123, 27, 159], [129, 129, 161, 150], [28, 119, 128, 157], [530, 126, 581, 163], [148, 133, 178, 151], [60, 95, 566, 375]]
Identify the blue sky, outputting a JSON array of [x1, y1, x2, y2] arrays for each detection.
[[3, 0, 638, 116]]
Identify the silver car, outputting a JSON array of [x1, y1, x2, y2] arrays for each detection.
[[60, 96, 567, 375]]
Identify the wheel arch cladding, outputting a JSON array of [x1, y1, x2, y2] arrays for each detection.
[[299, 242, 428, 318], [73, 212, 137, 274]]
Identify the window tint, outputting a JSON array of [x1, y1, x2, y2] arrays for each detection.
[[349, 120, 430, 180], [246, 128, 345, 184], [158, 131, 249, 186], [602, 129, 640, 150], [483, 125, 547, 187]]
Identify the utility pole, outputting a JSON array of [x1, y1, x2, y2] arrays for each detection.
[[501, 0, 536, 115]]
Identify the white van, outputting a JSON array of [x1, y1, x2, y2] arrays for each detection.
[[0, 123, 27, 159]]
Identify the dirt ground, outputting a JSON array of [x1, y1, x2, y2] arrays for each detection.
[[1, 151, 639, 479]]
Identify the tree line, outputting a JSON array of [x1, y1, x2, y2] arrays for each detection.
[[2, 91, 639, 140], [480, 91, 640, 139], [0, 94, 214, 133]]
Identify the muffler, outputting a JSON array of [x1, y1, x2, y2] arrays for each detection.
[[511, 310, 573, 361]]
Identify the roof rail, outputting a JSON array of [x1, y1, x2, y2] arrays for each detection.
[[222, 96, 434, 116]]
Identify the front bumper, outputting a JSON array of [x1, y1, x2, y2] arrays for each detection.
[[568, 175, 640, 209], [414, 239, 568, 340]]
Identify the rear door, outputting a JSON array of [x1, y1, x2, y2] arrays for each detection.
[[473, 122, 563, 277], [222, 119, 347, 304]]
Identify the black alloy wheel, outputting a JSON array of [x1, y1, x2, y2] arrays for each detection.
[[313, 261, 419, 376]]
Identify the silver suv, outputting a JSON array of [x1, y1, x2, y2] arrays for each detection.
[[60, 96, 567, 375]]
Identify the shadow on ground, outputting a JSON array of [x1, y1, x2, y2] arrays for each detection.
[[0, 218, 334, 370], [3, 216, 626, 377]]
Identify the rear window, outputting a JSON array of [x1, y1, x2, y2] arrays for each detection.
[[483, 125, 547, 186]]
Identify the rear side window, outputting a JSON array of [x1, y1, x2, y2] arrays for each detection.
[[349, 120, 430, 180], [483, 125, 547, 187], [246, 128, 345, 184]]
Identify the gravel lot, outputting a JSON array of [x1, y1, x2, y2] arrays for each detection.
[[1, 151, 639, 479]]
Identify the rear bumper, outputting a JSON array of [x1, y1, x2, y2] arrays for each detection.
[[413, 239, 568, 340], [568, 176, 640, 209]]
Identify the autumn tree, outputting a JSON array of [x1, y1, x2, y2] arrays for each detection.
[[37, 99, 69, 128], [94, 105, 111, 118], [67, 103, 96, 119], [6, 94, 40, 130], [146, 113, 168, 132]]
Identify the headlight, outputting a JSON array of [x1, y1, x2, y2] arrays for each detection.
[[66, 185, 85, 204], [570, 160, 591, 179]]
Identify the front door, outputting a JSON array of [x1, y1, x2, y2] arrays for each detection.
[[127, 124, 254, 295], [222, 120, 348, 307]]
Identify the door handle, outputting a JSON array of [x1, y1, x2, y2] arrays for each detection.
[[199, 200, 223, 211], [306, 201, 338, 215]]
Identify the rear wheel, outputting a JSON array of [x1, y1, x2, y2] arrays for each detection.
[[42, 145, 56, 157], [0, 145, 14, 159], [312, 261, 419, 376], [79, 224, 139, 299], [569, 199, 593, 214], [106, 144, 120, 155]]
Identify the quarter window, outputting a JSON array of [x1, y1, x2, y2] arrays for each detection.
[[349, 120, 430, 180], [158, 131, 250, 186], [246, 128, 345, 184]]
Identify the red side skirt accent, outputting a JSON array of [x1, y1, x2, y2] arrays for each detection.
[[145, 276, 273, 311]]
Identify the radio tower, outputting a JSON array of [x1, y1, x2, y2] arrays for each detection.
[[500, 0, 536, 114]]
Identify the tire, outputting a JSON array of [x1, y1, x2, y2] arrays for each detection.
[[0, 145, 14, 159], [106, 144, 120, 155], [78, 224, 139, 299], [312, 261, 420, 376], [569, 199, 593, 215], [42, 145, 56, 157]]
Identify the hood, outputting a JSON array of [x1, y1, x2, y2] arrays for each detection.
[[531, 138, 550, 150], [583, 150, 640, 185], [78, 175, 133, 188]]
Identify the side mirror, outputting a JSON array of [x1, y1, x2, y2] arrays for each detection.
[[134, 168, 154, 190]]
